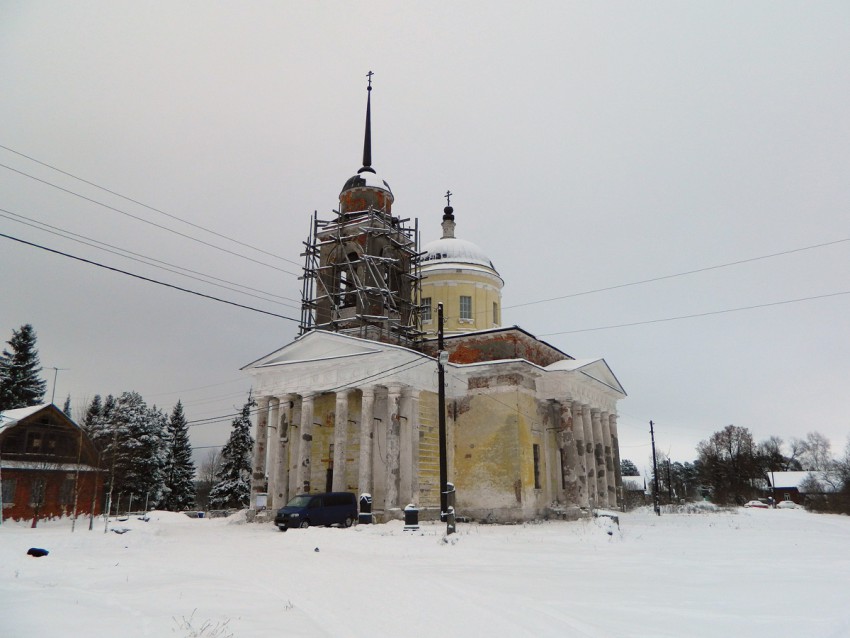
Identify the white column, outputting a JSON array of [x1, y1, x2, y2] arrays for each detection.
[[274, 395, 295, 507], [602, 410, 615, 508], [592, 408, 608, 508], [266, 398, 281, 509], [251, 396, 270, 509], [610, 414, 622, 509], [289, 396, 302, 496], [399, 387, 420, 505], [296, 394, 315, 493], [557, 400, 580, 506], [332, 390, 350, 492], [582, 404, 596, 507], [357, 387, 375, 497], [384, 385, 402, 512], [573, 401, 588, 508]]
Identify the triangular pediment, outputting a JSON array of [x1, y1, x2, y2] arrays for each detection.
[[546, 358, 627, 396], [241, 330, 388, 371]]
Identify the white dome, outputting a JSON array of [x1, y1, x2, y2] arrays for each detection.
[[421, 237, 497, 271]]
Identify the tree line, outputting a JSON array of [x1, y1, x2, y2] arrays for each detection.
[[623, 424, 850, 513]]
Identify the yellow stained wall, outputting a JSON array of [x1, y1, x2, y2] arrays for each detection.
[[452, 388, 542, 516], [307, 392, 361, 493], [421, 271, 502, 336]]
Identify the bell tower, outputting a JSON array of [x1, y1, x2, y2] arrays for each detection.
[[300, 74, 422, 346]]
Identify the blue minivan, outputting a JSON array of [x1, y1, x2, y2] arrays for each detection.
[[274, 492, 357, 531]]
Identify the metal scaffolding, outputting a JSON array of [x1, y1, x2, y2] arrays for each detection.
[[300, 207, 422, 347]]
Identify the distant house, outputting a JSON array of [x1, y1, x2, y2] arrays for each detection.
[[768, 471, 837, 506], [0, 404, 103, 522], [621, 475, 647, 510]]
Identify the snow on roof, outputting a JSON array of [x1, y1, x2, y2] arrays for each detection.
[[0, 404, 51, 433], [421, 237, 498, 271], [0, 404, 81, 435], [770, 471, 837, 492]]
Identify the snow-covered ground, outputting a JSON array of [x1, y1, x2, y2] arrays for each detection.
[[2, 506, 849, 637]]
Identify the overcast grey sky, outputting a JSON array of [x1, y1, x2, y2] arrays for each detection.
[[2, 2, 849, 473]]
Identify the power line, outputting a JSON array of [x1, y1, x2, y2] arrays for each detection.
[[0, 231, 301, 323], [539, 290, 850, 336], [0, 143, 303, 268], [506, 237, 850, 311], [1, 208, 301, 309], [0, 162, 301, 277]]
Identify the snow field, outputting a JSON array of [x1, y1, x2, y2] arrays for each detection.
[[2, 507, 849, 637]]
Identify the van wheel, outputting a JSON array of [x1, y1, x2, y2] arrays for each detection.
[[279, 526, 288, 532], [342, 516, 354, 528], [299, 520, 310, 529]]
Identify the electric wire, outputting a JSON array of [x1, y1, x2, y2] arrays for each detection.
[[0, 162, 301, 277], [1, 209, 301, 309], [436, 236, 850, 324], [0, 143, 303, 267], [0, 232, 301, 323], [505, 237, 850, 310], [539, 290, 850, 336]]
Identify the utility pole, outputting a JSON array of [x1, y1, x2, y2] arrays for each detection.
[[49, 366, 69, 405], [650, 420, 660, 516], [437, 303, 455, 535]]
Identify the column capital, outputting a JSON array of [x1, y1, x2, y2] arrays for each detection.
[[359, 386, 376, 400]]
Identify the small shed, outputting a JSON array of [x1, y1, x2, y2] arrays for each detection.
[[0, 404, 104, 522]]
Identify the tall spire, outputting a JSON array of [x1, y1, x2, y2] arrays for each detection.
[[358, 71, 375, 175]]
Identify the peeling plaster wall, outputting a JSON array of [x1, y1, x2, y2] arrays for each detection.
[[452, 372, 546, 522]]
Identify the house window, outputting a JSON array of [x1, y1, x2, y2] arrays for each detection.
[[533, 444, 541, 489], [26, 431, 42, 453], [30, 478, 46, 507], [1, 478, 16, 507], [421, 297, 432, 322], [459, 295, 472, 320], [60, 478, 75, 505], [784, 493, 791, 501]]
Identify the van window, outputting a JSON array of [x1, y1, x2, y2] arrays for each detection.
[[308, 496, 322, 508], [286, 495, 311, 508]]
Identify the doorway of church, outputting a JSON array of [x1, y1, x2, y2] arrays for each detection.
[[325, 444, 334, 492]]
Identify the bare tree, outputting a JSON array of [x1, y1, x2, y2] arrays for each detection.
[[194, 448, 222, 510]]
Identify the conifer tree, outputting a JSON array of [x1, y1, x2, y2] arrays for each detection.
[[62, 394, 72, 418], [110, 392, 167, 508], [0, 324, 47, 410], [160, 400, 196, 510], [209, 392, 256, 510]]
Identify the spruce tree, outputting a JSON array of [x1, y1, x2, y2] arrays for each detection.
[[110, 392, 167, 509], [62, 394, 72, 418], [160, 400, 196, 510], [0, 324, 47, 410], [209, 393, 256, 510]]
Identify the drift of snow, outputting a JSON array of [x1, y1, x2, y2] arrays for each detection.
[[2, 506, 849, 637]]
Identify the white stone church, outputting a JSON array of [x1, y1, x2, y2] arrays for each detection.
[[242, 81, 626, 522]]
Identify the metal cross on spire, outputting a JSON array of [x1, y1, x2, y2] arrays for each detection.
[[444, 190, 452, 207], [366, 70, 374, 90]]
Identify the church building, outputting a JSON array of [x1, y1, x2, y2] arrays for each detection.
[[242, 79, 626, 522]]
